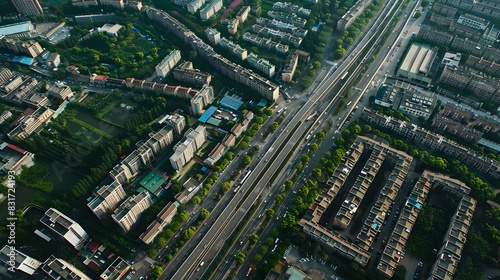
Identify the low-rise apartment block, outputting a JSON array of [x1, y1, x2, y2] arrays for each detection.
[[218, 37, 248, 60], [428, 195, 476, 280], [47, 82, 73, 100], [252, 24, 302, 47], [242, 32, 289, 54], [175, 177, 202, 204], [246, 52, 275, 78], [41, 255, 91, 280], [87, 180, 127, 220], [199, 0, 223, 20], [417, 25, 454, 47], [464, 55, 500, 76], [205, 27, 221, 45], [100, 257, 131, 280], [71, 0, 98, 7], [187, 0, 205, 13], [100, 0, 124, 9], [267, 11, 307, 28], [146, 7, 280, 102], [256, 17, 308, 37], [173, 61, 212, 86], [377, 171, 432, 277], [155, 50, 182, 78], [112, 191, 152, 232], [140, 201, 179, 244], [0, 37, 43, 57], [337, 0, 373, 31], [8, 106, 53, 140], [159, 114, 185, 135], [170, 125, 207, 171], [0, 245, 41, 275], [40, 208, 90, 250], [282, 53, 299, 82], [123, 78, 196, 99], [190, 84, 214, 115], [439, 65, 500, 102], [361, 108, 500, 179], [432, 2, 457, 17], [236, 6, 250, 23], [272, 2, 310, 18], [126, 0, 142, 10], [0, 110, 12, 124], [225, 19, 239, 34]]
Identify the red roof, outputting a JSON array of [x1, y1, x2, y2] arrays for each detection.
[[7, 144, 26, 154], [86, 260, 99, 271], [88, 241, 100, 252], [93, 75, 108, 81]]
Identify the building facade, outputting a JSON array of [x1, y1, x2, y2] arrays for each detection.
[[155, 50, 182, 78], [112, 191, 153, 232], [11, 0, 43, 15], [87, 180, 127, 219]]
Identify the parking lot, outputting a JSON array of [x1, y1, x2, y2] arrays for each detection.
[[284, 246, 342, 280]]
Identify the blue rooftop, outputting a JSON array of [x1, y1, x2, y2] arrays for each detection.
[[220, 95, 244, 111], [199, 106, 217, 123]]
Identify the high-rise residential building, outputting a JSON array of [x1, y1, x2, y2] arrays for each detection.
[[11, 0, 43, 16], [112, 191, 152, 232], [199, 0, 223, 20], [155, 50, 181, 78], [190, 84, 214, 115], [159, 114, 186, 135], [170, 125, 207, 170], [40, 208, 89, 250], [0, 37, 43, 58], [173, 61, 212, 86], [87, 180, 127, 219], [246, 52, 275, 78]]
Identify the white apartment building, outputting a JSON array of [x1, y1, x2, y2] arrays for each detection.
[[112, 191, 152, 232], [190, 84, 214, 115], [170, 125, 207, 171], [87, 180, 126, 219], [199, 0, 223, 20], [155, 50, 181, 78]]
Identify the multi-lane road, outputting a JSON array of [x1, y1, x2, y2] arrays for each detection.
[[159, 0, 416, 278]]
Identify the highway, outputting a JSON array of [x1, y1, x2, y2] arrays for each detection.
[[160, 0, 410, 278]]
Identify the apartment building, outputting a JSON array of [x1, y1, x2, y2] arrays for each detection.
[[11, 0, 43, 15], [71, 0, 98, 7], [471, 0, 500, 18], [417, 26, 454, 47], [155, 50, 182, 78], [47, 82, 73, 100], [8, 106, 53, 140], [199, 0, 223, 20], [204, 143, 225, 165], [146, 7, 280, 101], [0, 37, 43, 57], [252, 24, 302, 47], [449, 20, 485, 41], [175, 177, 202, 204], [432, 2, 457, 17], [439, 65, 500, 101], [47, 52, 61, 68], [0, 110, 12, 124], [267, 11, 307, 28], [174, 61, 211, 86], [123, 78, 196, 99], [256, 17, 308, 37], [205, 28, 221, 45], [242, 32, 289, 54], [218, 37, 248, 60], [41, 256, 91, 280], [377, 171, 432, 277], [143, 125, 174, 153], [100, 257, 131, 280], [187, 0, 205, 13], [170, 125, 207, 171], [0, 245, 41, 275], [236, 6, 251, 23], [190, 84, 214, 115], [272, 2, 311, 18], [360, 108, 500, 179], [159, 114, 185, 135], [126, 0, 142, 10], [87, 180, 127, 219], [100, 0, 124, 9], [226, 19, 239, 34], [110, 125, 173, 183], [300, 139, 370, 266], [40, 208, 89, 250], [428, 196, 476, 280], [457, 13, 489, 30], [112, 191, 152, 232], [465, 54, 500, 77], [282, 53, 299, 82], [247, 53, 275, 78], [140, 201, 179, 244]]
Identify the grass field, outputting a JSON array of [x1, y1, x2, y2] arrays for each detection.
[[74, 112, 124, 138]]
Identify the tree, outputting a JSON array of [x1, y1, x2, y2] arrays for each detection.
[[421, 0, 429, 8], [263, 108, 273, 116], [393, 265, 407, 280], [255, 116, 264, 124], [266, 208, 275, 219], [235, 252, 246, 264], [242, 155, 252, 166], [221, 182, 231, 193], [312, 168, 322, 178], [284, 180, 293, 191], [200, 208, 210, 220], [271, 122, 279, 131], [249, 234, 259, 244], [150, 265, 163, 280], [334, 47, 345, 59], [157, 237, 167, 248], [254, 254, 263, 263], [312, 61, 321, 69], [191, 196, 201, 205]]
